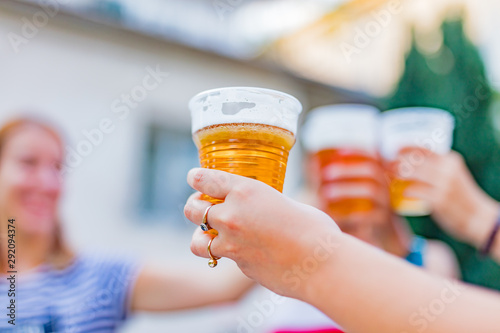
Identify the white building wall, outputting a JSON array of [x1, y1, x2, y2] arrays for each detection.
[[0, 4, 312, 332]]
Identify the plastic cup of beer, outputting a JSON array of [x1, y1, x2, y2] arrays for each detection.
[[301, 104, 380, 219], [189, 87, 303, 203], [380, 107, 455, 216]]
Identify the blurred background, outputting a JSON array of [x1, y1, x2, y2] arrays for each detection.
[[1, 0, 499, 332]]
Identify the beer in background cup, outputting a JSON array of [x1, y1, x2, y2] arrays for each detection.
[[380, 107, 455, 216], [301, 104, 380, 219]]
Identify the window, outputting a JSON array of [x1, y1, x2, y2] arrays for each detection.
[[139, 125, 199, 225]]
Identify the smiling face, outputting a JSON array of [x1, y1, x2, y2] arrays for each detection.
[[0, 123, 63, 236]]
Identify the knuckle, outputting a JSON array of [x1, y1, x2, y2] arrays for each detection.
[[220, 210, 239, 231], [223, 242, 238, 258], [233, 182, 255, 199], [192, 170, 205, 187], [216, 173, 231, 187], [225, 219, 238, 232]]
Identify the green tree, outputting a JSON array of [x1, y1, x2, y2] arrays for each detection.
[[384, 17, 500, 290]]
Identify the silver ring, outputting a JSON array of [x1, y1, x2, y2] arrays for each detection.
[[200, 205, 214, 231]]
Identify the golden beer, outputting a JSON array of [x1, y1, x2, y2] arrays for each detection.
[[301, 104, 381, 219], [388, 178, 431, 216], [190, 88, 301, 267], [381, 107, 455, 216], [193, 123, 295, 203], [386, 147, 432, 216], [314, 148, 379, 218], [190, 87, 302, 204]]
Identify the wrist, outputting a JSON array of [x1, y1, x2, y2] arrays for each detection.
[[300, 230, 345, 305], [466, 197, 500, 249]]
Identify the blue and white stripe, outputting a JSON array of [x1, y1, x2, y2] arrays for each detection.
[[0, 252, 142, 332]]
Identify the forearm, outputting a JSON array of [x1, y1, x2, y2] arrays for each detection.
[[302, 233, 500, 333], [199, 264, 256, 305], [167, 265, 254, 310], [131, 263, 254, 312]]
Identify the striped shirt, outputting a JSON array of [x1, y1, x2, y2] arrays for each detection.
[[0, 252, 142, 332]]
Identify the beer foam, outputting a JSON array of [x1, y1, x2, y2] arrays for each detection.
[[380, 107, 455, 160], [189, 87, 302, 134], [301, 104, 380, 152]]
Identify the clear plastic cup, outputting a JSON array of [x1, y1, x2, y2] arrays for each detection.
[[301, 104, 381, 218], [189, 87, 302, 203], [301, 104, 380, 153], [380, 107, 455, 216]]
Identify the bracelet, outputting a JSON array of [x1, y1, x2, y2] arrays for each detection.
[[480, 212, 500, 257]]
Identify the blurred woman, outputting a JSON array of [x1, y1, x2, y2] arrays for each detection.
[[0, 117, 253, 332]]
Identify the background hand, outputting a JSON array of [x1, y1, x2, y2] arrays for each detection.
[[394, 150, 499, 247]]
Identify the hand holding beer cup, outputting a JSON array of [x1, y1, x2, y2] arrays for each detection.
[[380, 108, 455, 216], [395, 149, 500, 247], [301, 105, 389, 231], [189, 87, 302, 267]]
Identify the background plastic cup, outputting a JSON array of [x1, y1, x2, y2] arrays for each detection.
[[189, 87, 302, 203], [301, 104, 381, 219], [380, 107, 455, 216], [301, 104, 380, 153]]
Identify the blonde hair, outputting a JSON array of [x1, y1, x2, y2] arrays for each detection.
[[0, 117, 73, 270]]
